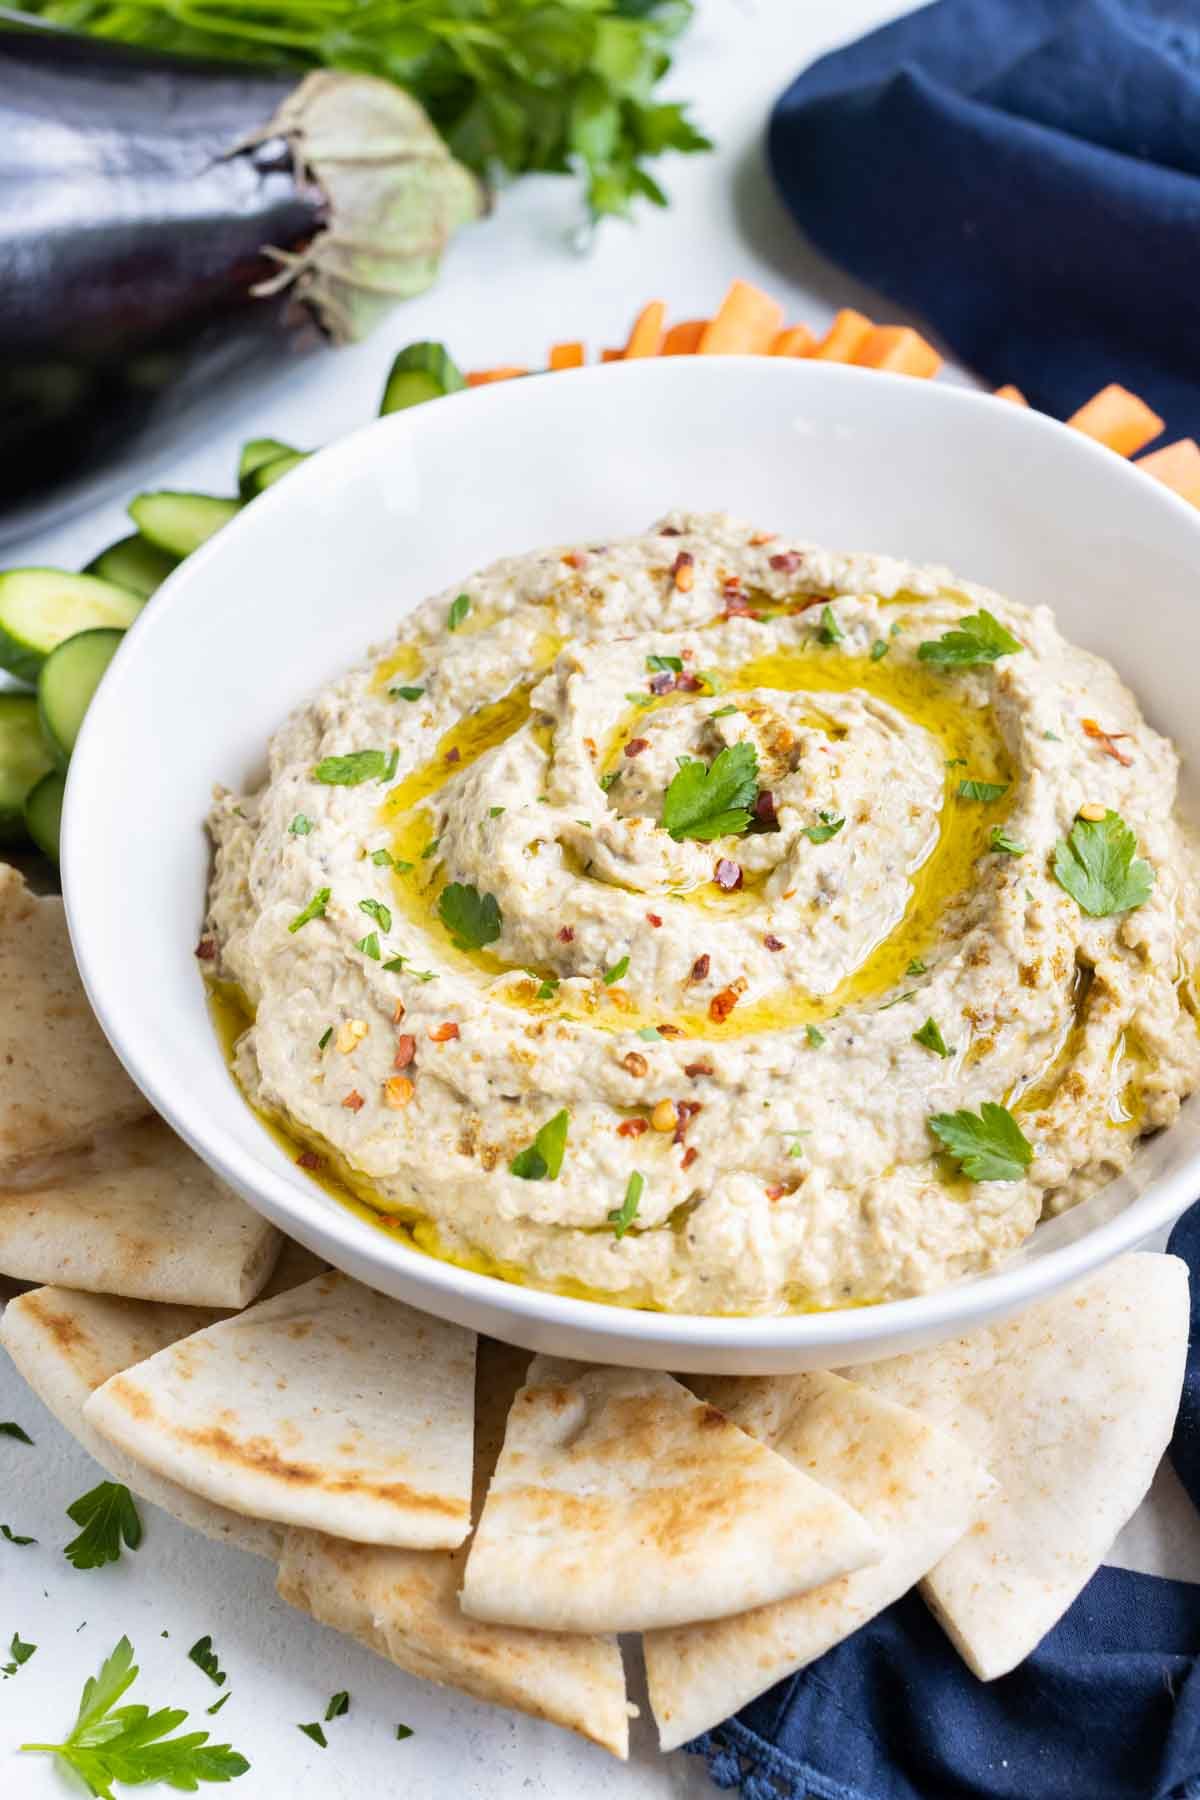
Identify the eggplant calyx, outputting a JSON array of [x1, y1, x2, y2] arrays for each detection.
[[247, 72, 487, 344]]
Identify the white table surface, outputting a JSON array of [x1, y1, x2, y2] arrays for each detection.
[[2, 2, 1197, 1795]]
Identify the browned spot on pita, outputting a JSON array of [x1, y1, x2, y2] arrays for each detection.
[[105, 1375, 155, 1421], [176, 1423, 470, 1519]]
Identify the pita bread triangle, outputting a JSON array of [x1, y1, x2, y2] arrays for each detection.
[[83, 1270, 476, 1547], [458, 1355, 882, 1635]]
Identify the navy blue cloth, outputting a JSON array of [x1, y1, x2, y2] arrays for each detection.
[[767, 0, 1200, 436], [690, 1204, 1200, 1800]]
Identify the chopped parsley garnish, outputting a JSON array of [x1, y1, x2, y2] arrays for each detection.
[[646, 654, 683, 672], [437, 882, 502, 950], [1053, 809, 1154, 917], [421, 835, 441, 859], [913, 1017, 953, 1057], [788, 1140, 808, 1158], [603, 955, 630, 985], [288, 887, 331, 933], [447, 593, 470, 631], [905, 958, 928, 976], [694, 669, 721, 692], [64, 1482, 142, 1570], [957, 779, 1008, 804], [816, 604, 843, 645], [637, 1026, 664, 1041], [710, 704, 738, 719], [370, 847, 394, 866], [357, 932, 381, 960], [2, 1633, 35, 1677], [488, 805, 505, 817], [662, 741, 758, 842], [359, 897, 392, 933], [325, 1692, 350, 1721], [313, 748, 397, 785], [803, 810, 845, 844], [510, 1109, 570, 1181], [0, 1421, 33, 1444], [989, 825, 1027, 855], [880, 990, 916, 1010], [599, 771, 621, 792], [917, 610, 1023, 667], [288, 814, 313, 836], [391, 685, 425, 701], [805, 1023, 826, 1048], [1043, 729, 1061, 741], [318, 1027, 332, 1051], [19, 1637, 249, 1792], [625, 690, 652, 706], [1, 1524, 36, 1546], [535, 977, 560, 1001], [382, 956, 437, 980], [298, 1722, 327, 1748], [395, 1724, 414, 1742], [929, 1102, 1033, 1182], [608, 1170, 644, 1239], [207, 1693, 231, 1717], [870, 638, 889, 661], [187, 1636, 226, 1687], [945, 757, 967, 769]]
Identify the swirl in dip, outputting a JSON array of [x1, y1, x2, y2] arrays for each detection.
[[204, 513, 1200, 1314]]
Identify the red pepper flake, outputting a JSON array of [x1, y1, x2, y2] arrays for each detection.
[[660, 525, 682, 537], [714, 858, 743, 892], [722, 575, 743, 599], [673, 1099, 702, 1144], [428, 1021, 460, 1043], [674, 672, 703, 692], [558, 925, 575, 943], [709, 980, 746, 1024], [671, 551, 695, 593], [690, 953, 711, 983], [753, 790, 778, 831], [657, 1023, 683, 1038], [445, 747, 461, 764], [684, 1061, 713, 1079], [722, 592, 761, 620], [393, 1033, 416, 1070], [561, 550, 587, 569], [624, 737, 650, 758], [341, 1090, 365, 1112], [749, 531, 775, 546], [617, 1117, 649, 1138], [195, 938, 216, 961], [681, 1145, 699, 1170], [764, 934, 785, 952], [648, 672, 675, 696], [296, 1149, 323, 1171], [766, 1183, 786, 1202], [1082, 718, 1133, 767], [646, 912, 663, 928], [769, 551, 803, 573]]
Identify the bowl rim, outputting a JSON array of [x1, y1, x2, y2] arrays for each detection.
[[62, 354, 1200, 1356]]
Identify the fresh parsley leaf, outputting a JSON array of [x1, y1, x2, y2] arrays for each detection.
[[437, 882, 502, 950], [880, 990, 916, 1010], [383, 956, 437, 980], [391, 685, 425, 702], [20, 1635, 249, 1794], [2, 1633, 36, 1677], [710, 704, 738, 719], [803, 810, 844, 844], [662, 741, 758, 841], [788, 1140, 808, 1157], [535, 977, 560, 1001], [325, 1692, 350, 1721], [599, 771, 620, 792], [298, 1721, 328, 1748], [625, 690, 652, 706], [646, 654, 683, 672], [188, 1636, 226, 1687], [805, 1024, 825, 1048], [447, 593, 470, 631], [313, 749, 395, 785], [929, 1102, 1033, 1181], [816, 604, 843, 645], [0, 1421, 33, 1444], [1, 1523, 36, 1546], [913, 1017, 953, 1057], [359, 896, 393, 933], [957, 779, 1008, 804], [395, 1723, 414, 1742], [64, 1483, 142, 1570], [510, 1109, 569, 1181], [905, 958, 928, 976], [289, 887, 331, 933], [1044, 729, 1062, 741], [1053, 810, 1155, 917], [370, 847, 394, 867], [207, 1693, 231, 1717], [637, 1026, 664, 1041], [608, 1170, 644, 1239], [989, 825, 1026, 856], [288, 814, 313, 836], [694, 669, 721, 692], [318, 1026, 333, 1051], [870, 638, 889, 661], [603, 954, 629, 985], [421, 835, 442, 859], [357, 931, 381, 960], [945, 757, 968, 769], [488, 805, 505, 817], [918, 610, 1023, 667]]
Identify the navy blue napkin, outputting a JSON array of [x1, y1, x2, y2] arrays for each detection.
[[690, 1205, 1200, 1800], [767, 0, 1200, 437]]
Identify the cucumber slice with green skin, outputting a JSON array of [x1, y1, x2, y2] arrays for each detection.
[[128, 492, 240, 558], [238, 437, 297, 498], [0, 569, 142, 684], [379, 342, 465, 415], [24, 768, 65, 862], [38, 627, 124, 770], [84, 534, 178, 600], [0, 691, 55, 844], [243, 449, 309, 498]]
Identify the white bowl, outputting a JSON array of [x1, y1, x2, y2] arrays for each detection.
[[63, 357, 1200, 1372]]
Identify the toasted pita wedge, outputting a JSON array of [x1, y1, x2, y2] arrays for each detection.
[[848, 1251, 1190, 1678], [644, 1370, 993, 1749], [0, 1284, 281, 1558], [0, 865, 151, 1169], [0, 1116, 282, 1306], [278, 1339, 630, 1759], [84, 1271, 476, 1547], [459, 1357, 881, 1635]]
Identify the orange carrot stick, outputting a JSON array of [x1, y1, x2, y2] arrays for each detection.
[[1068, 383, 1164, 457], [466, 366, 528, 386], [993, 384, 1029, 406], [698, 281, 784, 355], [623, 300, 667, 359], [854, 325, 942, 378], [809, 308, 874, 363], [770, 325, 817, 357], [662, 320, 705, 355], [1136, 438, 1200, 509], [548, 342, 584, 370]]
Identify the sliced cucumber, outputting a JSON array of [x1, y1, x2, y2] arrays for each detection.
[[0, 569, 142, 684], [84, 534, 178, 600], [24, 768, 65, 862], [128, 492, 240, 558], [238, 437, 297, 498], [38, 627, 124, 769], [379, 342, 465, 415], [243, 449, 309, 498], [0, 692, 55, 844]]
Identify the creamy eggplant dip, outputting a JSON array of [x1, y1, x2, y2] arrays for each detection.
[[203, 512, 1200, 1314]]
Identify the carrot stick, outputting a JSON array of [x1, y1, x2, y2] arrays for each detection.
[[1068, 383, 1164, 457], [662, 320, 705, 355], [466, 366, 527, 386], [698, 281, 784, 355], [623, 300, 667, 359], [600, 349, 623, 363], [809, 308, 874, 362], [771, 325, 817, 357], [854, 325, 942, 378], [1136, 438, 1200, 509], [993, 384, 1028, 406], [548, 342, 584, 370]]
